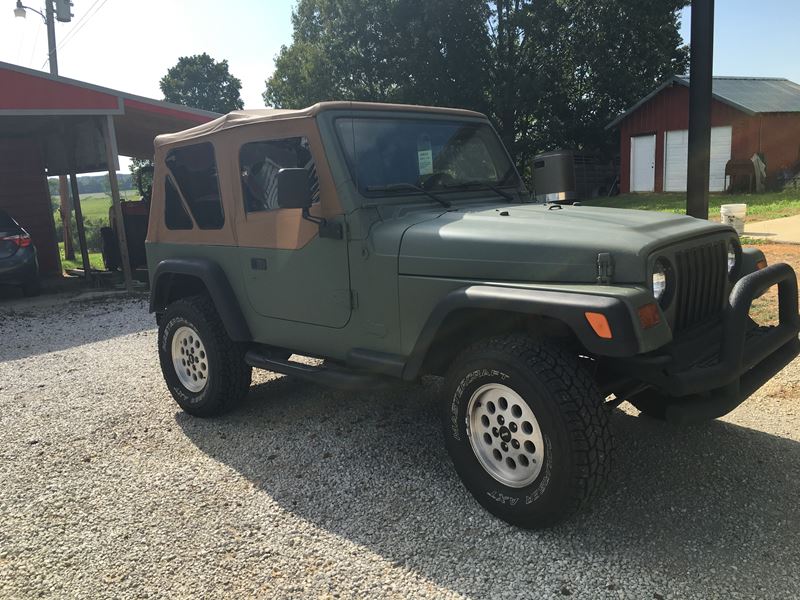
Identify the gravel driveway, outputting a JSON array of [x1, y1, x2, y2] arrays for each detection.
[[1, 293, 799, 599]]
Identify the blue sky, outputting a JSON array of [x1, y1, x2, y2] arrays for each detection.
[[1, 1, 797, 109], [680, 2, 799, 82]]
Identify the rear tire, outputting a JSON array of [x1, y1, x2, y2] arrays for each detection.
[[442, 334, 614, 529], [158, 294, 251, 417]]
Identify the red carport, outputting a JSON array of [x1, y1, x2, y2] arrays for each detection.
[[0, 61, 218, 290]]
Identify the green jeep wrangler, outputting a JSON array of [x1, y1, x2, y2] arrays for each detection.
[[147, 102, 800, 528]]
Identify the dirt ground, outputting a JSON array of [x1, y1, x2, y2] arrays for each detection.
[[747, 243, 800, 324], [2, 294, 800, 599]]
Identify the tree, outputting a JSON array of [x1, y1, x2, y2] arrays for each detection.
[[129, 157, 154, 201], [160, 53, 244, 113], [134, 54, 244, 202], [265, 0, 688, 167], [265, 0, 490, 111]]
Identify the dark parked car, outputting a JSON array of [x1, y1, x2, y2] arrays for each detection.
[[0, 209, 40, 296]]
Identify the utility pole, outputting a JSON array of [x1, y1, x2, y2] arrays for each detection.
[[15, 1, 75, 260], [44, 0, 58, 75], [686, 0, 715, 219], [43, 0, 75, 259], [45, 0, 75, 262]]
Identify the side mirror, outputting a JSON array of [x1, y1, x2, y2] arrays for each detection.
[[277, 168, 313, 210]]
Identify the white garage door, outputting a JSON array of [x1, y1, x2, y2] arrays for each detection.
[[709, 126, 732, 191], [663, 126, 732, 192], [630, 134, 656, 192]]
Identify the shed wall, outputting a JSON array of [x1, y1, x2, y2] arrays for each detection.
[[617, 84, 797, 193], [0, 138, 61, 276]]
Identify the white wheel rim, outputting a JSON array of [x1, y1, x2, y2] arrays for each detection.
[[466, 383, 545, 488], [171, 326, 209, 393]]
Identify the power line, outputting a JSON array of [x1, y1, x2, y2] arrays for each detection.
[[57, 0, 106, 49], [29, 22, 41, 68], [41, 0, 108, 68]]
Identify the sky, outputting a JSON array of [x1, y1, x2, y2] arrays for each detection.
[[1, 1, 798, 169], [0, 0, 294, 108]]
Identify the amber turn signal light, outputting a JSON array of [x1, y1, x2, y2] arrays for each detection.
[[585, 312, 612, 339], [637, 303, 661, 329]]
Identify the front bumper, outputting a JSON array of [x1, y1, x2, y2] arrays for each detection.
[[620, 263, 800, 423]]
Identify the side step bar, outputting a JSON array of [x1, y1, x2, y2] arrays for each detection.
[[244, 349, 395, 392]]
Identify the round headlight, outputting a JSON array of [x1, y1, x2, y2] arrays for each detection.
[[652, 258, 671, 304], [727, 240, 738, 275]]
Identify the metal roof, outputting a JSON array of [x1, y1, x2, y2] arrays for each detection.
[[0, 60, 219, 120], [606, 76, 800, 129]]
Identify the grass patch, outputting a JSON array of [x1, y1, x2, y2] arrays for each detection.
[[52, 191, 140, 222], [739, 236, 772, 245], [584, 190, 800, 223], [58, 242, 104, 272]]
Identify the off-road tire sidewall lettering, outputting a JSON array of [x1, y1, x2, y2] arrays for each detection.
[[442, 334, 614, 529], [157, 295, 252, 418], [160, 315, 207, 407], [446, 365, 560, 519]]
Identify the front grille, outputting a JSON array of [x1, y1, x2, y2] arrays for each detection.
[[673, 240, 728, 332]]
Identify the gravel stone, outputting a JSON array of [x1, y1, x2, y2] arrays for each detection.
[[0, 291, 799, 598]]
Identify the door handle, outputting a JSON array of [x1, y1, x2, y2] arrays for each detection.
[[250, 258, 267, 270]]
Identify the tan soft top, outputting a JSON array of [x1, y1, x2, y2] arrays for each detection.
[[154, 101, 487, 148]]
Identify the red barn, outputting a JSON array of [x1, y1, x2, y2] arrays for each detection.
[[0, 61, 217, 277], [608, 76, 800, 193]]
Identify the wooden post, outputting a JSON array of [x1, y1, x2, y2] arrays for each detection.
[[68, 171, 92, 278], [102, 115, 133, 292], [58, 175, 75, 260]]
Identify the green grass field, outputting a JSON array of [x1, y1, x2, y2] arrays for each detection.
[[52, 190, 140, 222], [58, 242, 104, 272], [583, 190, 800, 223], [53, 191, 139, 272]]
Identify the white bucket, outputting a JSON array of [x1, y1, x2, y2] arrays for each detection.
[[721, 203, 747, 235]]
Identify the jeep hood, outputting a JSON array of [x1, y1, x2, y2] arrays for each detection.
[[398, 203, 731, 283]]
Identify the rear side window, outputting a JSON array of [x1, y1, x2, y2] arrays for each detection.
[[164, 177, 193, 230], [165, 143, 224, 229], [239, 137, 319, 213]]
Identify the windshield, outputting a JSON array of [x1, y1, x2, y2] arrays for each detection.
[[335, 117, 521, 197]]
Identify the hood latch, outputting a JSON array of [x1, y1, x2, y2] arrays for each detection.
[[596, 252, 614, 284]]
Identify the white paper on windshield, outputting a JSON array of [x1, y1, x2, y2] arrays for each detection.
[[417, 149, 433, 175]]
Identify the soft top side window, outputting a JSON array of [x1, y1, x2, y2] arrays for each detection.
[[165, 142, 224, 229], [164, 176, 193, 230], [239, 137, 320, 213]]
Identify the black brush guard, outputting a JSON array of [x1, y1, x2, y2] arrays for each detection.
[[621, 263, 800, 424]]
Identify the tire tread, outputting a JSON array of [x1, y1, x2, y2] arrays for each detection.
[[159, 294, 251, 417], [446, 333, 614, 524]]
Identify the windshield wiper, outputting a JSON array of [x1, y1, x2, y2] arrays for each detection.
[[366, 183, 451, 208], [444, 180, 516, 202]]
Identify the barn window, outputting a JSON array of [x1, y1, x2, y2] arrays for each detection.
[[165, 142, 224, 229]]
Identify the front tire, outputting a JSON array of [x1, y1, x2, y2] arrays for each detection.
[[158, 295, 251, 417], [442, 334, 614, 528]]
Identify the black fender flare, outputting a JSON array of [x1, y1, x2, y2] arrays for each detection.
[[150, 258, 251, 342], [402, 285, 640, 380]]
